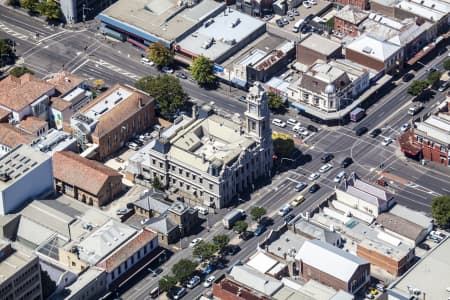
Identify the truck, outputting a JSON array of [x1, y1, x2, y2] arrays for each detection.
[[350, 107, 366, 122], [292, 19, 305, 32], [222, 209, 245, 229], [407, 103, 424, 115]]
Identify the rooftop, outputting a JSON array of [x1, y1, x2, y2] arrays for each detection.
[[296, 279, 355, 300], [100, 0, 225, 45], [0, 73, 54, 111], [346, 34, 400, 61], [415, 114, 450, 145], [18, 116, 48, 135], [299, 34, 342, 56], [229, 265, 283, 296], [376, 212, 426, 241], [30, 129, 77, 155], [396, 0, 449, 21], [0, 123, 36, 149], [62, 267, 105, 298], [146, 215, 177, 235], [0, 244, 38, 284], [389, 204, 433, 229], [214, 276, 271, 300], [293, 218, 342, 245], [388, 237, 450, 299], [133, 189, 171, 215], [46, 71, 84, 96], [53, 151, 122, 196], [0, 144, 50, 190], [177, 8, 265, 62], [335, 5, 369, 25], [246, 251, 282, 274], [268, 230, 307, 261]]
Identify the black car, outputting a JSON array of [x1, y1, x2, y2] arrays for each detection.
[[3, 38, 16, 46], [240, 231, 253, 241], [341, 157, 353, 168], [132, 139, 144, 146], [307, 124, 319, 132], [355, 126, 368, 136], [402, 73, 414, 82], [321, 153, 334, 163], [237, 95, 246, 103], [369, 128, 382, 138], [309, 183, 320, 193], [226, 245, 241, 256], [418, 243, 431, 251], [284, 214, 295, 223]]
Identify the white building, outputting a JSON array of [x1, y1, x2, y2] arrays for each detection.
[[0, 144, 53, 215]]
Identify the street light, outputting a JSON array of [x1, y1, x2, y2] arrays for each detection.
[[82, 4, 93, 24]]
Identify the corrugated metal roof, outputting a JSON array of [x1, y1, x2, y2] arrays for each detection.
[[230, 265, 283, 296]]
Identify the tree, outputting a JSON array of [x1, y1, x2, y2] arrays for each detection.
[[35, 0, 61, 20], [7, 0, 20, 6], [159, 275, 177, 293], [41, 270, 56, 299], [193, 241, 218, 261], [190, 56, 216, 85], [268, 92, 285, 111], [93, 79, 105, 91], [407, 80, 429, 96], [147, 42, 173, 67], [20, 0, 38, 10], [212, 234, 230, 254], [233, 220, 248, 234], [9, 66, 34, 77], [0, 40, 12, 56], [272, 132, 295, 158], [432, 195, 450, 228], [444, 59, 450, 71], [172, 259, 198, 284], [427, 71, 442, 86], [152, 176, 162, 190], [250, 206, 267, 222], [135, 75, 187, 120]]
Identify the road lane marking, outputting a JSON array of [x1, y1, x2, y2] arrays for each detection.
[[70, 59, 90, 74]]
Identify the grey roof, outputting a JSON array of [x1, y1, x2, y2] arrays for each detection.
[[146, 216, 177, 235], [296, 240, 369, 282], [294, 218, 341, 245], [389, 204, 432, 229], [229, 265, 283, 296], [299, 34, 342, 56], [133, 192, 171, 215], [376, 213, 426, 241], [335, 5, 369, 25]]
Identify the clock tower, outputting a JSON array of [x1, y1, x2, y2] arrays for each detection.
[[244, 82, 271, 142]]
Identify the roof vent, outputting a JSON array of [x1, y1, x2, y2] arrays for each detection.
[[362, 46, 372, 54]]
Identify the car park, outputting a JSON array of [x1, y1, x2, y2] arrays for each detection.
[[319, 163, 333, 173], [294, 182, 308, 192], [402, 73, 414, 82], [162, 66, 174, 74], [333, 171, 346, 183], [240, 231, 254, 240], [308, 172, 320, 181], [309, 183, 320, 193], [355, 126, 368, 136], [287, 118, 299, 126], [186, 276, 201, 289], [321, 153, 334, 163], [290, 195, 305, 206], [203, 275, 216, 288], [370, 128, 382, 138], [400, 123, 410, 132], [189, 238, 203, 248], [284, 214, 295, 223], [382, 137, 393, 146], [278, 205, 292, 216], [340, 157, 353, 168], [272, 118, 287, 127]]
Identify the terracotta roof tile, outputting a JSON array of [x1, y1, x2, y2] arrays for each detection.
[[96, 229, 156, 273], [80, 84, 154, 139], [52, 151, 122, 195], [0, 74, 54, 111], [46, 71, 83, 95], [50, 96, 72, 111], [19, 116, 48, 134], [0, 123, 36, 148]]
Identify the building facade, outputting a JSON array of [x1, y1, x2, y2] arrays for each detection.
[[59, 0, 118, 24], [334, 5, 369, 37], [336, 0, 368, 10], [127, 83, 273, 209]]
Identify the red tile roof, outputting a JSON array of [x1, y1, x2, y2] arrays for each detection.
[[46, 71, 84, 95], [0, 74, 54, 111], [52, 151, 122, 195], [50, 96, 72, 111], [0, 123, 36, 148], [19, 116, 48, 135], [399, 131, 421, 156], [96, 229, 156, 273]]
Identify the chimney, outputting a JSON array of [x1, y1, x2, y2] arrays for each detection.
[[138, 97, 143, 108]]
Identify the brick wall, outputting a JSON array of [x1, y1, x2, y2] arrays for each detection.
[[299, 261, 349, 291], [336, 0, 368, 10], [334, 18, 361, 37], [357, 244, 411, 276], [345, 49, 384, 71]]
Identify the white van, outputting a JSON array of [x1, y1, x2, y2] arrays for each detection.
[[292, 19, 305, 32], [195, 206, 208, 215]]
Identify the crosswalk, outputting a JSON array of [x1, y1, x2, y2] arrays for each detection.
[[0, 22, 28, 40], [94, 59, 140, 80]]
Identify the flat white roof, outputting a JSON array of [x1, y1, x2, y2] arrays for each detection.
[[346, 34, 400, 61], [396, 1, 447, 21], [247, 251, 279, 274]]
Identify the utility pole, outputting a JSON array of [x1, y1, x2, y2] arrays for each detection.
[[82, 4, 92, 24]]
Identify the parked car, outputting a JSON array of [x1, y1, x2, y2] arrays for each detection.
[[333, 171, 346, 183], [162, 66, 174, 74], [321, 153, 334, 163], [426, 66, 438, 73], [290, 195, 305, 206], [116, 208, 128, 215], [284, 214, 295, 223], [171, 287, 187, 300], [226, 245, 241, 256], [402, 73, 414, 82], [319, 163, 333, 173], [240, 231, 254, 240], [176, 72, 187, 79], [309, 0, 317, 4], [294, 182, 308, 192], [303, 1, 312, 8], [203, 275, 216, 288], [126, 142, 140, 151], [287, 118, 299, 126], [308, 172, 320, 181], [369, 128, 382, 138], [355, 126, 368, 136], [382, 137, 393, 146], [438, 80, 449, 92], [186, 276, 201, 289], [132, 139, 144, 146], [418, 243, 431, 250], [400, 123, 410, 132], [307, 124, 318, 132], [272, 118, 286, 128], [189, 238, 203, 248], [254, 223, 266, 236], [341, 157, 353, 168], [203, 264, 216, 275], [278, 205, 292, 216], [309, 183, 320, 193], [140, 57, 154, 66]]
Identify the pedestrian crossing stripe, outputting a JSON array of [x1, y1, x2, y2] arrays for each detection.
[[95, 59, 140, 80]]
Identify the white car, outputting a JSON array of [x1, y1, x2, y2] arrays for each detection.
[[298, 127, 309, 136], [381, 137, 393, 146], [333, 171, 346, 183], [287, 118, 299, 126], [203, 275, 216, 287], [400, 123, 410, 132], [126, 142, 139, 151], [272, 118, 287, 128], [189, 238, 203, 248], [140, 57, 154, 66], [319, 163, 333, 173], [309, 0, 317, 4], [278, 205, 292, 216], [303, 1, 312, 8], [308, 172, 320, 181]]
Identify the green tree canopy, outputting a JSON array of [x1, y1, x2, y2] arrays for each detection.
[[189, 56, 216, 85], [172, 259, 198, 284], [0, 40, 12, 56], [427, 71, 442, 86], [212, 234, 230, 254], [135, 75, 187, 120], [7, 0, 20, 6], [10, 66, 34, 77], [432, 195, 450, 228], [407, 80, 429, 96], [233, 220, 248, 234], [272, 132, 295, 158], [193, 241, 218, 261], [35, 0, 61, 20], [159, 275, 177, 293], [444, 59, 450, 71], [20, 0, 38, 10], [268, 92, 284, 111], [147, 42, 173, 67], [250, 206, 267, 222], [152, 176, 162, 190]]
